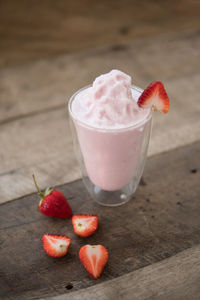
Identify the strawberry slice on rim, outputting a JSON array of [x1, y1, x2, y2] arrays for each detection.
[[137, 81, 170, 113], [79, 244, 108, 279], [72, 215, 98, 237], [42, 234, 71, 257]]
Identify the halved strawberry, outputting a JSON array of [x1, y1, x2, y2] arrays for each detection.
[[138, 81, 170, 113], [79, 244, 108, 279], [42, 234, 71, 258], [72, 215, 98, 237]]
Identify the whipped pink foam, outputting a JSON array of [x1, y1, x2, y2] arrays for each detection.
[[72, 69, 149, 129]]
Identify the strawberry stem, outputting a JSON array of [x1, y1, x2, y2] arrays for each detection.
[[32, 174, 44, 198]]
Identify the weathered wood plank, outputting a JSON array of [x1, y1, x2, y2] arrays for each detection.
[[1, 0, 200, 68], [1, 30, 200, 203], [1, 71, 200, 203], [0, 109, 80, 203], [0, 142, 199, 299], [0, 30, 200, 123], [0, 31, 200, 203], [46, 245, 200, 300]]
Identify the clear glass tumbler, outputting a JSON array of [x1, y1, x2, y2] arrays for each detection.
[[68, 85, 152, 206]]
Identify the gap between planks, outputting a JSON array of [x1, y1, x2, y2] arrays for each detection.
[[46, 245, 200, 300], [0, 29, 200, 123], [0, 141, 199, 299], [0, 30, 200, 203]]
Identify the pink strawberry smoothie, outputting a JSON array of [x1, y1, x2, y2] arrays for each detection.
[[70, 70, 151, 191]]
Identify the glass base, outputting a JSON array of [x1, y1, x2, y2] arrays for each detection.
[[83, 176, 137, 206]]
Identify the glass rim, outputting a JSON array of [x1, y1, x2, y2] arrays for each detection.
[[68, 84, 152, 132]]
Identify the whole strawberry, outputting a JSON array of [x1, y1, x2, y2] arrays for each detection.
[[32, 174, 72, 218]]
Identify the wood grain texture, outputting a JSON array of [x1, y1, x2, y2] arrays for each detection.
[[0, 0, 200, 68], [0, 30, 200, 203], [47, 245, 200, 300], [1, 30, 200, 123], [0, 109, 79, 203], [0, 142, 199, 299]]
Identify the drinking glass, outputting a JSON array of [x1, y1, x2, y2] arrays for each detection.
[[68, 85, 152, 206]]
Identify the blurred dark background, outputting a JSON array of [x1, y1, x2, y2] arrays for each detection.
[[0, 0, 200, 68]]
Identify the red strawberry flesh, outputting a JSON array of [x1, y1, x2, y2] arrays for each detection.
[[138, 81, 170, 114], [42, 234, 71, 258], [32, 174, 72, 219], [39, 190, 72, 218], [79, 244, 108, 279], [72, 215, 98, 237]]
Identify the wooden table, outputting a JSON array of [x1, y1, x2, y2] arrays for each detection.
[[0, 26, 200, 300]]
